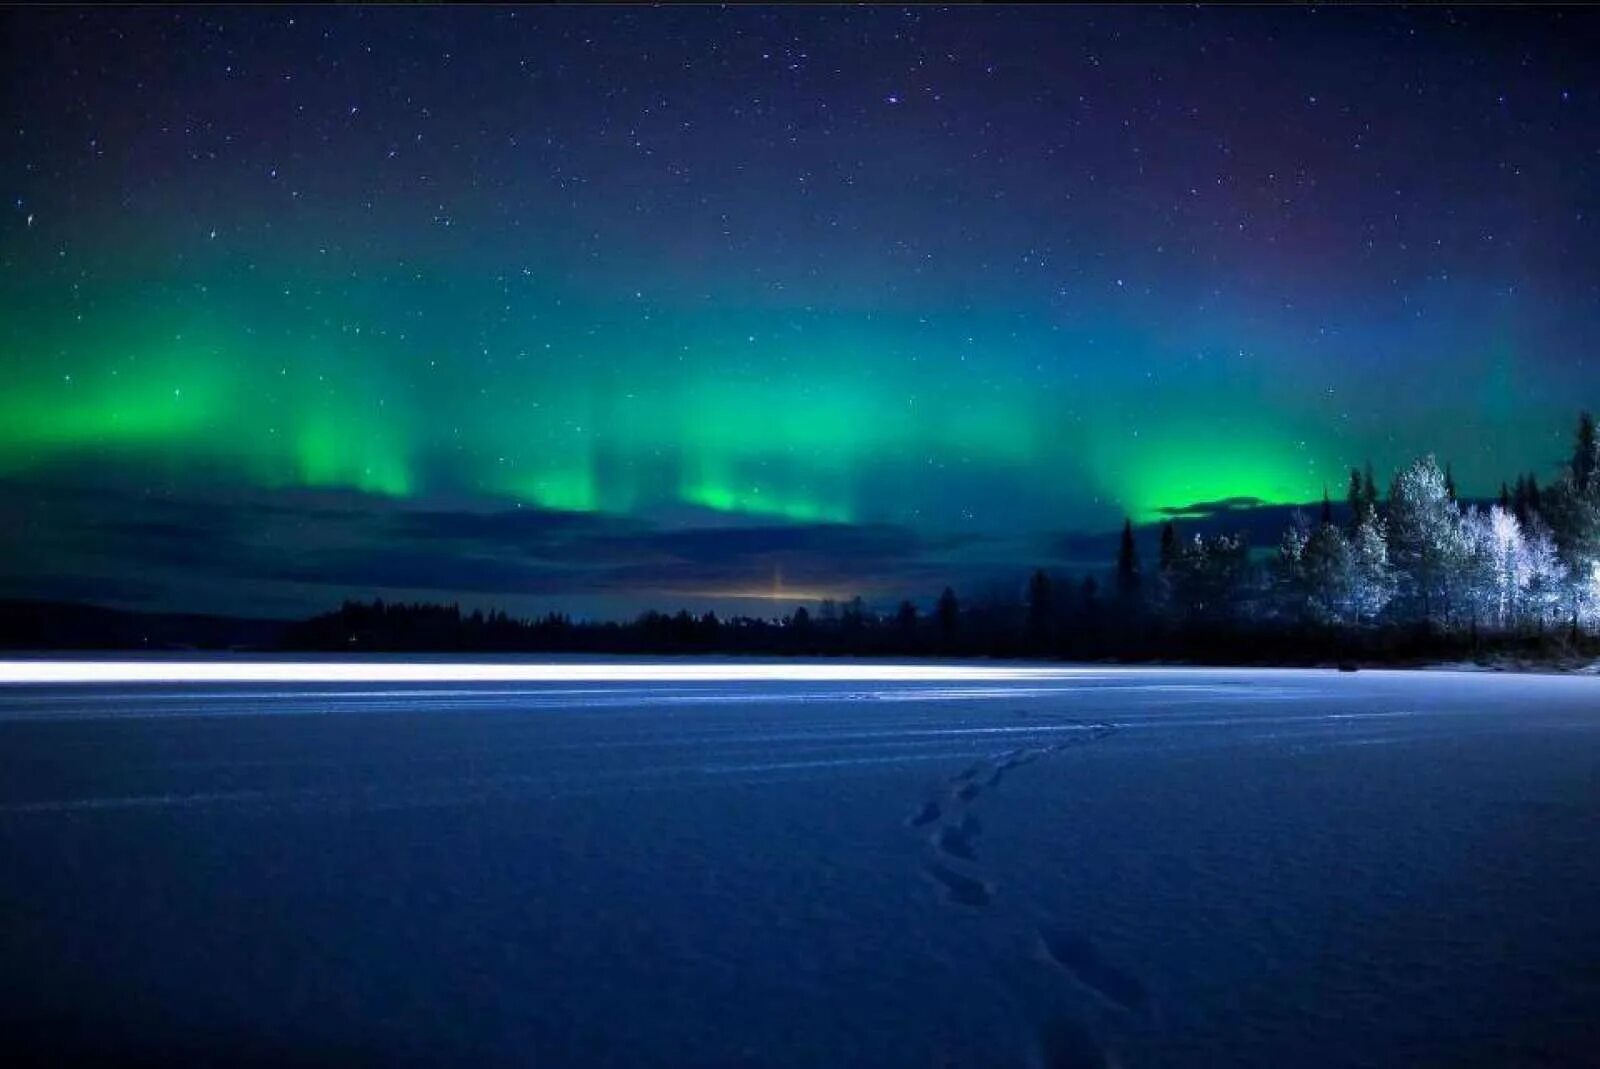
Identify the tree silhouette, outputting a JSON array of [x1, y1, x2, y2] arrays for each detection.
[[1115, 519, 1141, 600], [1026, 569, 1053, 648], [1158, 521, 1179, 573], [1574, 411, 1597, 494], [936, 586, 960, 641], [1347, 467, 1366, 529]]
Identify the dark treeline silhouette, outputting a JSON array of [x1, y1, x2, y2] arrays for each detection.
[[279, 412, 1600, 666]]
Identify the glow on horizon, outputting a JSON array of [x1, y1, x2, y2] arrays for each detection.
[[0, 660, 1118, 685]]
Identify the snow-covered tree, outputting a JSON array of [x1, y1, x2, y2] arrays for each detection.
[[1459, 505, 1528, 632], [1273, 512, 1311, 621], [1519, 519, 1567, 632], [1541, 466, 1600, 637], [1349, 514, 1395, 625], [1387, 455, 1467, 627], [1486, 506, 1531, 629]]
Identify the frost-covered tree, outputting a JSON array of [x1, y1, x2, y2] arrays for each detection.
[[1519, 518, 1567, 633], [1387, 455, 1466, 627], [1541, 467, 1600, 637], [1459, 506, 1522, 632], [1273, 512, 1311, 621], [1486, 506, 1531, 630], [1349, 514, 1395, 625]]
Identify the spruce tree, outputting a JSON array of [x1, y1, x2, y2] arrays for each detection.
[[1026, 569, 1053, 647], [1347, 467, 1366, 529], [1159, 521, 1179, 573], [936, 587, 959, 640], [1116, 519, 1141, 600], [1575, 411, 1598, 494]]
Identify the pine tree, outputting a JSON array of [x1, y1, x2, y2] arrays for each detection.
[[1362, 461, 1379, 519], [1303, 521, 1355, 623], [1026, 569, 1053, 647], [1499, 482, 1511, 512], [1387, 455, 1466, 626], [1115, 519, 1141, 600], [1159, 521, 1179, 573], [1444, 461, 1458, 503], [1575, 411, 1598, 494], [1350, 513, 1395, 625], [1347, 467, 1366, 530], [1274, 514, 1311, 622], [1320, 486, 1334, 527], [1153, 520, 1179, 614], [936, 587, 959, 640]]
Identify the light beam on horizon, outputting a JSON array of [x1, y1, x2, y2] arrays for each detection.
[[0, 660, 1118, 685]]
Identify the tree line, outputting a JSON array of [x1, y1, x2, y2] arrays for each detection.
[[283, 412, 1600, 664]]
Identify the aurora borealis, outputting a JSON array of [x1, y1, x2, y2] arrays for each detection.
[[2, 6, 1598, 617]]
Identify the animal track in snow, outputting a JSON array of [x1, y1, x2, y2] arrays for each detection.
[[896, 718, 1139, 1061], [1036, 926, 1152, 1018], [934, 813, 982, 862], [924, 860, 993, 907]]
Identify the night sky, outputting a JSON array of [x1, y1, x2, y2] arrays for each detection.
[[2, 6, 1598, 618]]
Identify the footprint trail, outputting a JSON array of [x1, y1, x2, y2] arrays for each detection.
[[897, 717, 1148, 1061]]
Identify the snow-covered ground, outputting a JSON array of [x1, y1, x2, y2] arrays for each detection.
[[0, 664, 1596, 1067]]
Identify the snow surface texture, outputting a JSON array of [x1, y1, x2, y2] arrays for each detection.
[[0, 665, 1597, 1067]]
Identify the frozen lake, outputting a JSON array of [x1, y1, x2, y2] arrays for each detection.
[[1, 663, 1597, 1067]]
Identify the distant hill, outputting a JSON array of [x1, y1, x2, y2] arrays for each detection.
[[0, 599, 288, 652]]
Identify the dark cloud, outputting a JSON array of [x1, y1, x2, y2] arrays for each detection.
[[643, 522, 919, 565], [387, 506, 646, 550], [256, 548, 585, 597], [1156, 496, 1271, 518], [0, 478, 1028, 617]]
